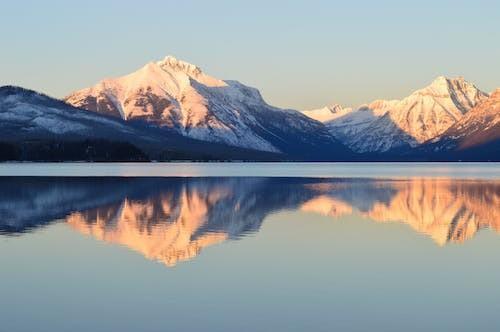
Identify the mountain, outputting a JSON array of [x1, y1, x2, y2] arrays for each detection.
[[304, 77, 489, 153], [0, 86, 137, 141], [321, 100, 399, 143], [419, 88, 500, 160], [0, 86, 150, 161], [0, 86, 283, 161], [2, 66, 496, 161], [301, 104, 353, 123], [65, 56, 350, 159]]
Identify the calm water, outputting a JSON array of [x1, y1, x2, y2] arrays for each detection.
[[0, 162, 499, 178], [1, 163, 499, 331]]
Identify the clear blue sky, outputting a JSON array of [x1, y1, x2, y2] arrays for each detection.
[[1, 0, 499, 109]]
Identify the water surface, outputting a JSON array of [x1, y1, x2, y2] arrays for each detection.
[[1, 164, 499, 331], [0, 162, 498, 178]]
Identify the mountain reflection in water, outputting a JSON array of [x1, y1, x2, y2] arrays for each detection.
[[0, 177, 498, 266]]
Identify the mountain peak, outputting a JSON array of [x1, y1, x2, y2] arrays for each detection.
[[412, 76, 486, 103], [324, 104, 347, 113], [432, 75, 448, 82], [427, 75, 466, 90], [431, 75, 466, 83], [156, 55, 202, 76]]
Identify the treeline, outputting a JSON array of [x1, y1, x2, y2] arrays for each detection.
[[0, 140, 149, 162], [0, 140, 257, 162]]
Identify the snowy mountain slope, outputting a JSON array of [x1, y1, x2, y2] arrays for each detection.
[[0, 86, 143, 140], [323, 100, 398, 143], [419, 88, 500, 159], [441, 88, 500, 148], [301, 104, 352, 123], [66, 56, 350, 158], [304, 77, 488, 153], [0, 86, 283, 161], [381, 76, 488, 142]]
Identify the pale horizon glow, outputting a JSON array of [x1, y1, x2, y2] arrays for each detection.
[[1, 0, 499, 110]]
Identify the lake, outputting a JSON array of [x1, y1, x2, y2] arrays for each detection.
[[1, 163, 499, 331]]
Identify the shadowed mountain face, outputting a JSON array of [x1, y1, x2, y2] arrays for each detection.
[[418, 89, 500, 160], [0, 177, 498, 266]]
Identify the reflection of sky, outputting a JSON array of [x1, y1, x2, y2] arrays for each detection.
[[1, 209, 499, 332], [1, 1, 499, 109]]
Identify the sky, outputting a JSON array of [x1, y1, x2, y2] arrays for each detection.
[[1, 0, 499, 109]]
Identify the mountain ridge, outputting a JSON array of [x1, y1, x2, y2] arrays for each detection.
[[415, 88, 500, 160], [1, 55, 497, 161], [302, 76, 491, 154], [0, 85, 287, 161]]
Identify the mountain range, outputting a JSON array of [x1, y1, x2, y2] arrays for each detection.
[[0, 56, 498, 161], [303, 76, 495, 156]]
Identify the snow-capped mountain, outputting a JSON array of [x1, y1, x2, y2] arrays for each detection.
[[2, 66, 496, 161], [301, 104, 352, 123], [319, 100, 399, 143], [66, 56, 349, 158], [0, 85, 150, 160], [304, 76, 489, 153], [0, 86, 138, 139], [422, 88, 500, 158], [0, 86, 282, 161], [381, 76, 488, 142]]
